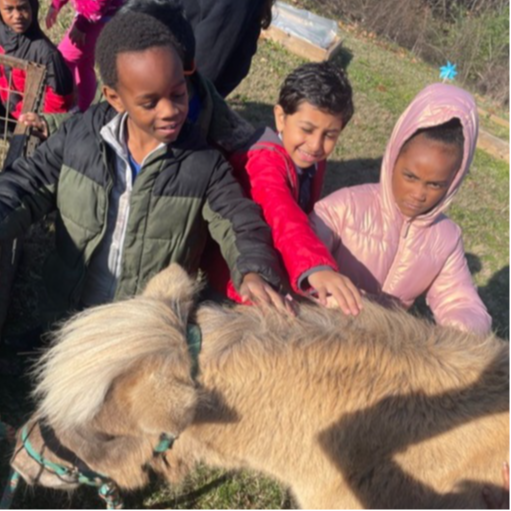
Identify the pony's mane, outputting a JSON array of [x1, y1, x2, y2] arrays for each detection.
[[196, 299, 507, 395], [34, 297, 188, 431]]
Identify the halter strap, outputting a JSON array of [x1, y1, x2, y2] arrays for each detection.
[[0, 470, 19, 509], [186, 323, 201, 378], [22, 424, 109, 486]]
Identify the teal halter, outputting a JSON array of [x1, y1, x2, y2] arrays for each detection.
[[18, 424, 123, 509], [154, 432, 176, 453], [21, 424, 110, 486], [0, 470, 19, 509]]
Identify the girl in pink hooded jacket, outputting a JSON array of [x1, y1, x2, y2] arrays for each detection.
[[310, 83, 491, 334], [45, 0, 123, 111]]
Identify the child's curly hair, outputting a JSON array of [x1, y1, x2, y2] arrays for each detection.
[[96, 11, 184, 88], [278, 61, 354, 126], [119, 0, 196, 73]]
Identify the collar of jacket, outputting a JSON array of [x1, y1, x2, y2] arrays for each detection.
[[82, 102, 209, 162]]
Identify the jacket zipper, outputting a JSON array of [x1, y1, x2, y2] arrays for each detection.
[[382, 218, 413, 291]]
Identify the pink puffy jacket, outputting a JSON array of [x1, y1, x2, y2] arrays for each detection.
[[51, 0, 123, 31], [310, 83, 491, 334]]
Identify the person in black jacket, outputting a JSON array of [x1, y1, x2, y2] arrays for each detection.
[[182, 0, 275, 97], [0, 11, 291, 358]]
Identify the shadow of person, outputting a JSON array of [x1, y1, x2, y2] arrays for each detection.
[[318, 350, 509, 508], [322, 157, 381, 195], [229, 100, 274, 129], [465, 252, 483, 275], [463, 256, 508, 339], [328, 44, 354, 70], [478, 265, 509, 340]]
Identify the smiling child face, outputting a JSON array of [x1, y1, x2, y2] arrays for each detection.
[[274, 101, 344, 169], [103, 44, 189, 150]]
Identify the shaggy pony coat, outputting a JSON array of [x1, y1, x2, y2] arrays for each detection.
[[11, 265, 509, 509]]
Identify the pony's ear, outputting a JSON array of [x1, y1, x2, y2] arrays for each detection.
[[142, 264, 200, 320]]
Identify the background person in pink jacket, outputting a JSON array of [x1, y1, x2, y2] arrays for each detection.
[[45, 0, 123, 111], [310, 83, 492, 334]]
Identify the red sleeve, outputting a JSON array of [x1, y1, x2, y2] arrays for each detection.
[[42, 84, 74, 114], [245, 147, 338, 292]]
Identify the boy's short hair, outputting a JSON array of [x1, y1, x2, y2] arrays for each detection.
[[278, 61, 354, 125], [119, 0, 196, 72], [403, 118, 465, 154], [96, 11, 184, 88]]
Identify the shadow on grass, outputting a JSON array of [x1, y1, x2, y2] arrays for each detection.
[[479, 265, 509, 340], [463, 255, 508, 340], [322, 157, 381, 194]]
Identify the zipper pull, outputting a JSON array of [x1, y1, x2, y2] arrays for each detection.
[[402, 219, 412, 238]]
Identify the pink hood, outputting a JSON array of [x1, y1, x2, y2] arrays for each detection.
[[381, 83, 478, 226], [311, 84, 491, 334]]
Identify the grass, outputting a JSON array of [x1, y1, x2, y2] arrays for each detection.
[[0, 2, 509, 510]]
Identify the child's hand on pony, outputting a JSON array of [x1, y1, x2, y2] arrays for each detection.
[[308, 269, 362, 316], [239, 272, 295, 315]]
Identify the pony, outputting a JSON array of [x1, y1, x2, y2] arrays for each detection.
[[10, 264, 509, 508]]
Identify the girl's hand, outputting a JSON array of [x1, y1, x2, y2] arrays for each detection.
[[69, 25, 86, 47], [308, 269, 363, 315], [45, 6, 58, 30], [483, 462, 509, 509], [239, 273, 295, 315], [19, 113, 49, 140]]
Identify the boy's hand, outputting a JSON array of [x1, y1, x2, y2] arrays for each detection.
[[45, 6, 58, 30], [308, 269, 362, 315], [19, 113, 49, 140], [239, 273, 295, 315], [483, 463, 510, 510], [69, 25, 86, 47]]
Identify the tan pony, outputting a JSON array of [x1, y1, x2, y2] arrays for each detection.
[[11, 264, 509, 508]]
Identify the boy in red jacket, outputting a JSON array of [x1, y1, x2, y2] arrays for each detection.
[[208, 61, 362, 315]]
